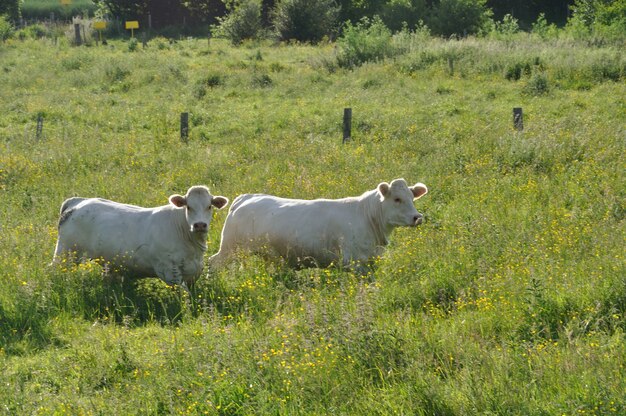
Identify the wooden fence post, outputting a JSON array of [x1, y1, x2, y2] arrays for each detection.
[[180, 112, 189, 142], [343, 108, 352, 143], [513, 107, 523, 131], [36, 114, 43, 140], [74, 23, 82, 45]]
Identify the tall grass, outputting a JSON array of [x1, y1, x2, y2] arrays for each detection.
[[0, 33, 624, 414]]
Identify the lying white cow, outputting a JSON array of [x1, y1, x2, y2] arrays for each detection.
[[52, 186, 228, 286], [209, 178, 427, 272]]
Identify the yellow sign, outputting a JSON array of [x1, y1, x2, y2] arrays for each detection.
[[93, 21, 107, 30], [125, 21, 139, 30]]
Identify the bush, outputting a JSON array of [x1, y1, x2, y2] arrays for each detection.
[[391, 21, 431, 55], [565, 0, 626, 42], [28, 23, 49, 38], [524, 71, 550, 95], [251, 71, 272, 87], [428, 0, 491, 37], [532, 13, 559, 39], [505, 62, 530, 81], [127, 37, 138, 52], [213, 0, 264, 45], [272, 0, 340, 42], [337, 17, 395, 68], [0, 15, 14, 42], [381, 0, 428, 32], [193, 73, 224, 98], [0, 0, 20, 23], [492, 13, 520, 38]]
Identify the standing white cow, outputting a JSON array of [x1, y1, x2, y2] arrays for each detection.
[[52, 186, 229, 286], [209, 178, 428, 272]]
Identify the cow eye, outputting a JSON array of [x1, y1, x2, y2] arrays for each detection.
[[394, 198, 401, 203]]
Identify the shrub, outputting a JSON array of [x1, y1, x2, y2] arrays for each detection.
[[0, 15, 13, 42], [127, 37, 138, 52], [251, 72, 272, 87], [193, 73, 224, 98], [104, 64, 131, 83], [213, 0, 264, 45], [504, 61, 534, 81], [152, 36, 170, 50], [391, 21, 431, 55], [524, 71, 550, 95], [272, 0, 340, 42], [0, 0, 20, 22], [504, 62, 524, 81], [565, 0, 626, 42], [15, 23, 49, 40], [491, 13, 520, 38], [337, 17, 394, 68], [428, 0, 491, 37], [532, 13, 559, 39], [29, 23, 49, 38], [381, 0, 428, 32]]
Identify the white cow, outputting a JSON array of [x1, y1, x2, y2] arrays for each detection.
[[209, 178, 428, 272], [52, 186, 229, 286]]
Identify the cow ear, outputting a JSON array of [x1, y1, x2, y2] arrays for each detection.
[[411, 183, 428, 200], [212, 196, 229, 210], [169, 194, 187, 207], [377, 182, 390, 198]]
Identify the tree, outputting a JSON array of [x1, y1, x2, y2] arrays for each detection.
[[380, 0, 428, 32], [94, 0, 145, 21], [567, 0, 626, 39], [428, 0, 492, 36], [272, 0, 340, 42], [182, 0, 227, 25], [0, 14, 14, 42], [97, 0, 246, 27], [147, 0, 190, 27], [0, 0, 20, 23], [486, 0, 573, 28], [213, 0, 264, 44], [337, 0, 388, 24]]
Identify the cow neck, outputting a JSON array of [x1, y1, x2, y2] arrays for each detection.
[[175, 209, 207, 252], [361, 190, 389, 247]]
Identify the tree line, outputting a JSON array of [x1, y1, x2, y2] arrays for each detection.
[[1, 0, 624, 42], [90, 0, 576, 34]]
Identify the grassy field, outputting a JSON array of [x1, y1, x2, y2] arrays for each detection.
[[0, 32, 624, 414]]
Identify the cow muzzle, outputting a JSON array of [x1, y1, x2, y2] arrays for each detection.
[[192, 222, 208, 233], [413, 214, 423, 226]]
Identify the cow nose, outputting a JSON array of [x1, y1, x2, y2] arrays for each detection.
[[193, 222, 208, 232], [413, 214, 423, 225]]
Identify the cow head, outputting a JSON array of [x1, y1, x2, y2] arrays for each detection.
[[377, 178, 428, 227], [169, 186, 229, 234]]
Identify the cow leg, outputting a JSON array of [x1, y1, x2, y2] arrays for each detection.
[[352, 262, 372, 276], [155, 262, 184, 286], [51, 239, 67, 264], [341, 250, 373, 276], [50, 241, 81, 267], [207, 251, 228, 269]]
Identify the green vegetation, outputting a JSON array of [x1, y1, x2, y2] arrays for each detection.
[[211, 0, 265, 45], [0, 28, 624, 414], [0, 14, 14, 41], [21, 0, 98, 20], [0, 0, 20, 22]]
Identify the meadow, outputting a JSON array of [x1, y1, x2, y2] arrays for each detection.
[[0, 31, 624, 414]]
